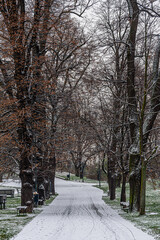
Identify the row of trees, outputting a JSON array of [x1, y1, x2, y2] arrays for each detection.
[[0, 0, 160, 215], [66, 0, 160, 215], [0, 0, 94, 212], [92, 0, 160, 215]]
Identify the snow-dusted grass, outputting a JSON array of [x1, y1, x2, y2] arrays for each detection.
[[56, 173, 159, 239], [0, 196, 33, 240], [0, 195, 57, 240], [0, 179, 57, 240], [98, 182, 160, 240], [56, 171, 102, 183], [67, 175, 99, 183]]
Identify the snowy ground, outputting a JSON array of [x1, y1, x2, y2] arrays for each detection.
[[0, 178, 21, 195], [11, 178, 155, 240], [0, 178, 21, 188]]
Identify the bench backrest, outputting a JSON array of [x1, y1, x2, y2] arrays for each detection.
[[0, 196, 3, 203], [0, 189, 14, 197]]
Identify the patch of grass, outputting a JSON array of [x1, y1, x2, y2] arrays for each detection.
[[0, 228, 13, 240], [45, 194, 58, 205], [56, 172, 105, 184], [56, 174, 87, 182], [0, 194, 57, 239], [56, 175, 67, 180], [97, 182, 160, 240]]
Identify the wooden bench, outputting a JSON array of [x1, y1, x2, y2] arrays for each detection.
[[17, 206, 27, 216], [0, 195, 7, 209], [0, 189, 15, 197], [120, 202, 129, 213]]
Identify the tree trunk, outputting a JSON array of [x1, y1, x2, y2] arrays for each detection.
[[110, 176, 116, 200], [80, 170, 83, 179], [75, 166, 80, 177], [19, 152, 33, 213], [126, 0, 140, 212], [129, 153, 141, 212], [120, 173, 127, 202], [116, 174, 121, 188], [108, 156, 116, 200], [80, 163, 85, 180], [108, 170, 116, 200], [44, 177, 50, 199], [17, 102, 34, 212], [48, 154, 56, 195], [37, 175, 45, 200], [50, 170, 56, 195], [140, 157, 146, 215]]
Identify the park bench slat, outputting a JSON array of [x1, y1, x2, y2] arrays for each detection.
[[17, 206, 27, 216], [0, 189, 15, 197]]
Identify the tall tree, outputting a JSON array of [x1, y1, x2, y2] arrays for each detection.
[[126, 0, 160, 213], [0, 0, 94, 212], [94, 0, 129, 200]]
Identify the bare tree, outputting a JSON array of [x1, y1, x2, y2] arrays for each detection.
[[0, 0, 94, 212], [126, 0, 160, 214]]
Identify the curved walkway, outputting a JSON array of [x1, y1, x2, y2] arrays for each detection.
[[12, 178, 155, 240]]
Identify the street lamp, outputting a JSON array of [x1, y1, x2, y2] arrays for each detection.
[[98, 158, 101, 187]]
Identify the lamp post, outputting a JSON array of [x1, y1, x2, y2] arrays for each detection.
[[35, 167, 37, 192], [33, 154, 38, 192], [98, 158, 101, 187]]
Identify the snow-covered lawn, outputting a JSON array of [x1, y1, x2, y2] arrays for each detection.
[[100, 182, 160, 239], [0, 179, 54, 240], [0, 179, 33, 239], [0, 178, 21, 196], [12, 178, 156, 240], [0, 178, 21, 188]]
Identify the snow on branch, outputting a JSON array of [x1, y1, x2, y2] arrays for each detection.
[[127, 0, 133, 18], [23, 182, 32, 188]]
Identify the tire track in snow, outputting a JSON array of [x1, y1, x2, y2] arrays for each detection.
[[12, 179, 156, 240], [97, 202, 137, 240], [50, 195, 75, 240], [90, 197, 118, 240], [81, 203, 96, 240]]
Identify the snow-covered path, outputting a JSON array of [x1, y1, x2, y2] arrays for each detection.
[[12, 178, 155, 240]]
